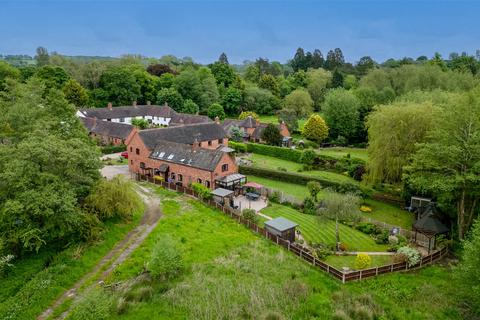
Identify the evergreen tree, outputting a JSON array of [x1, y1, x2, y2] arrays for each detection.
[[261, 123, 282, 146], [302, 114, 329, 143], [218, 52, 229, 64]]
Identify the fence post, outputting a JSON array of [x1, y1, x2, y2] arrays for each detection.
[[276, 236, 279, 245], [342, 273, 346, 284], [312, 256, 316, 266], [359, 270, 362, 280], [391, 265, 393, 272], [431, 254, 433, 263], [327, 265, 330, 273], [287, 240, 290, 251], [375, 267, 378, 276]]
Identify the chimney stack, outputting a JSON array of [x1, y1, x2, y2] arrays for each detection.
[[147, 101, 151, 106], [214, 116, 220, 124], [132, 101, 137, 108], [192, 137, 199, 152], [107, 102, 112, 110]]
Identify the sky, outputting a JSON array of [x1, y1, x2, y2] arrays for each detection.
[[1, 0, 479, 64]]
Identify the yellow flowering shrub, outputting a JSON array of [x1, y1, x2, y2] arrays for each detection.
[[354, 253, 372, 269], [360, 205, 372, 213]]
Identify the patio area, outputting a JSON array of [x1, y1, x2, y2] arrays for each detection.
[[233, 194, 268, 212]]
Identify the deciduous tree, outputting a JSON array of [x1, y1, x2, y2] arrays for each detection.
[[261, 123, 282, 146], [322, 88, 360, 141], [283, 89, 313, 118]]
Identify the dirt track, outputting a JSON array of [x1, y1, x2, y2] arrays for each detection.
[[37, 185, 162, 320]]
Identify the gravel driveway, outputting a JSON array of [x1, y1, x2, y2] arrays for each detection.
[[101, 165, 130, 179]]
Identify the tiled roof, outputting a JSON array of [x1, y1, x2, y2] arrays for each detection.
[[79, 104, 176, 119], [149, 140, 226, 171], [170, 113, 213, 125], [138, 123, 228, 149], [81, 117, 133, 139]]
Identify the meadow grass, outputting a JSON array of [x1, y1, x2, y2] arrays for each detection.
[[261, 203, 388, 252], [0, 205, 143, 320], [67, 188, 461, 320], [317, 147, 369, 161]]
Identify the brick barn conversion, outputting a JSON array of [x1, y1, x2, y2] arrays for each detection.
[[126, 122, 241, 189], [80, 117, 134, 145]]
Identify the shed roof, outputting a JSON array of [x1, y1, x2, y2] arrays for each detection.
[[265, 217, 298, 232], [211, 188, 234, 197], [413, 205, 449, 235]]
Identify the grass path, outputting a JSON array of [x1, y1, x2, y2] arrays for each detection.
[[38, 186, 162, 320]]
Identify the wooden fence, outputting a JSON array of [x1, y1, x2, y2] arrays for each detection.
[[136, 174, 448, 283]]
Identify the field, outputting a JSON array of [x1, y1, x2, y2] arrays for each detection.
[[0, 205, 143, 320], [243, 153, 358, 184], [318, 147, 369, 161], [247, 175, 413, 229], [63, 184, 461, 320], [261, 203, 388, 252]]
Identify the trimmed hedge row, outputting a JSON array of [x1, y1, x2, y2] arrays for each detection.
[[100, 144, 127, 154], [239, 165, 373, 197], [229, 141, 365, 174]]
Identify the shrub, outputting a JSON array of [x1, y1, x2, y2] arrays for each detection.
[[242, 209, 258, 224], [354, 253, 372, 269], [397, 246, 421, 267], [359, 205, 372, 213], [69, 288, 114, 320], [100, 144, 126, 154], [148, 235, 183, 279], [302, 114, 329, 143], [228, 141, 247, 153], [191, 182, 212, 200], [85, 176, 143, 221], [374, 230, 390, 244], [355, 222, 379, 235], [268, 191, 281, 203], [154, 175, 164, 182], [238, 111, 259, 120], [312, 243, 332, 260], [207, 103, 226, 120], [300, 149, 316, 165], [302, 196, 317, 215], [338, 243, 348, 252], [0, 254, 14, 276]]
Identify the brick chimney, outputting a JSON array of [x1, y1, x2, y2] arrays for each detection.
[[132, 101, 137, 108], [192, 137, 199, 152], [107, 102, 112, 110], [214, 116, 220, 124]]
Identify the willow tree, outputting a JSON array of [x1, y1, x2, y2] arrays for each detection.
[[365, 101, 435, 184], [405, 90, 480, 239]]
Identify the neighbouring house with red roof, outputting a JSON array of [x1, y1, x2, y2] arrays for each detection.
[[126, 122, 242, 189], [222, 116, 291, 146]]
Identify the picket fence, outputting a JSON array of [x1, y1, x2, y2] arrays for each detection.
[[136, 174, 448, 283]]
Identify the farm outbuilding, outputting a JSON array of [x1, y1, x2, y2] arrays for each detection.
[[265, 217, 298, 243], [413, 204, 448, 253]]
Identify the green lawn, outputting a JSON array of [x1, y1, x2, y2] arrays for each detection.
[[0, 204, 144, 320], [245, 153, 358, 184], [64, 186, 461, 320], [261, 203, 388, 252], [248, 175, 413, 229], [325, 255, 393, 270], [318, 147, 368, 161]]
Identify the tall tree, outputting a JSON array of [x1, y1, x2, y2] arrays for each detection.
[[322, 88, 360, 141], [156, 87, 184, 112], [311, 49, 324, 68], [306, 68, 331, 109], [63, 79, 89, 108], [291, 47, 307, 71], [356, 56, 376, 76], [405, 90, 480, 239], [146, 64, 177, 77], [35, 46, 50, 66], [366, 101, 435, 184], [283, 89, 314, 118], [218, 52, 229, 64]]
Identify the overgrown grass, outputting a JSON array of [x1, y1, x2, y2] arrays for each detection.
[[0, 205, 143, 320], [261, 203, 388, 252], [66, 187, 461, 320]]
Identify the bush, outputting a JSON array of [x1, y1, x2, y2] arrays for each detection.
[[302, 196, 317, 215], [268, 191, 281, 203], [338, 243, 348, 252], [354, 253, 372, 269], [100, 144, 126, 154], [396, 246, 421, 267], [0, 254, 15, 276], [85, 176, 143, 221], [69, 288, 114, 320], [355, 222, 380, 235], [300, 149, 316, 165], [191, 182, 212, 200], [148, 235, 183, 279], [238, 111, 259, 120], [312, 243, 332, 260], [242, 209, 258, 224], [374, 230, 390, 244], [228, 141, 247, 153]]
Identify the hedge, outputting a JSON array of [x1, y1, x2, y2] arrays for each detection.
[[229, 141, 365, 174], [239, 165, 373, 197], [100, 144, 126, 154]]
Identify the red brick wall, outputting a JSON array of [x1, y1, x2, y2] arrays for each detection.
[[279, 123, 290, 137], [127, 131, 236, 189], [197, 137, 229, 150]]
